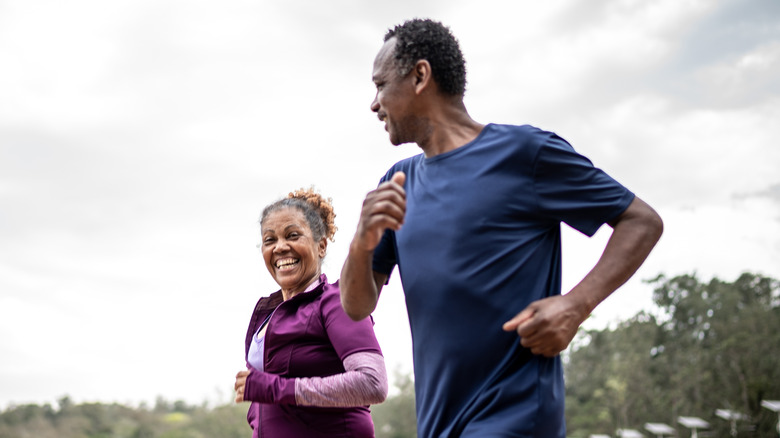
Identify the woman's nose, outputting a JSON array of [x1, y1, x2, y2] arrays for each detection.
[[272, 240, 289, 253]]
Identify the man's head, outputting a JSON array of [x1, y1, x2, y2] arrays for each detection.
[[371, 19, 467, 146], [384, 18, 466, 96]]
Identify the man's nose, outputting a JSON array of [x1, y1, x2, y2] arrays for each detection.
[[370, 94, 379, 112]]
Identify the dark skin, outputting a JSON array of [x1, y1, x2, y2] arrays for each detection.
[[341, 37, 663, 357]]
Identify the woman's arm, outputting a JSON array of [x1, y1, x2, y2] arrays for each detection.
[[235, 352, 388, 407], [295, 351, 387, 407]]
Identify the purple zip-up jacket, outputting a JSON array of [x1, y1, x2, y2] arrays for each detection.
[[243, 274, 381, 438]]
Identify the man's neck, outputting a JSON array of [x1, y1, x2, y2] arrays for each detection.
[[417, 110, 484, 158]]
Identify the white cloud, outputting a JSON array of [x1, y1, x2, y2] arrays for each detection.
[[696, 41, 780, 103]]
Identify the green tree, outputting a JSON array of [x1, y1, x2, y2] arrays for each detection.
[[653, 273, 780, 436], [188, 404, 247, 438], [0, 397, 247, 438], [565, 272, 780, 437], [565, 312, 665, 436], [371, 369, 417, 438]]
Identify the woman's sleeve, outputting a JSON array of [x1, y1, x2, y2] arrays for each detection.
[[243, 368, 297, 404], [295, 351, 388, 406], [242, 352, 388, 407]]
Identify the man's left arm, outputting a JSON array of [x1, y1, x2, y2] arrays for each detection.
[[502, 196, 663, 357]]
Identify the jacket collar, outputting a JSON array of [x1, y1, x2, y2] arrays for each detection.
[[255, 273, 328, 311]]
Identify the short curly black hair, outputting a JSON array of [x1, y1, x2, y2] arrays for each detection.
[[384, 18, 467, 96]]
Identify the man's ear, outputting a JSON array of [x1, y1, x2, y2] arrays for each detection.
[[413, 59, 432, 95]]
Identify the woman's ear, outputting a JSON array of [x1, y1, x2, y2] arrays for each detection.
[[318, 238, 328, 258]]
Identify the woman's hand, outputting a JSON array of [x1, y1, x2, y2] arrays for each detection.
[[234, 369, 251, 403]]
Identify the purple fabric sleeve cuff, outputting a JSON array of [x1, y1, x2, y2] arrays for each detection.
[[244, 370, 297, 405]]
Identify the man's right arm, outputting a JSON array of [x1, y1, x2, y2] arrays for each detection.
[[340, 172, 406, 321], [340, 249, 387, 321]]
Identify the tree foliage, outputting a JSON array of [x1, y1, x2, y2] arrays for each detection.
[[371, 369, 417, 438], [565, 272, 780, 437], [0, 397, 247, 438]]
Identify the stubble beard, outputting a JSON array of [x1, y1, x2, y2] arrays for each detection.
[[389, 115, 429, 147]]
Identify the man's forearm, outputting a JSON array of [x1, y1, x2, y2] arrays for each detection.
[[340, 241, 381, 321], [568, 197, 663, 314]]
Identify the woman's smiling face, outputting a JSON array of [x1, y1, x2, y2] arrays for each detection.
[[261, 207, 326, 299]]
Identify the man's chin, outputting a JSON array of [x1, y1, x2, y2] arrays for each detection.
[[389, 135, 413, 146]]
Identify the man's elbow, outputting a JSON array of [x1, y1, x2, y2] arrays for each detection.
[[643, 207, 664, 244], [345, 308, 372, 322], [619, 197, 664, 244], [340, 295, 373, 321]]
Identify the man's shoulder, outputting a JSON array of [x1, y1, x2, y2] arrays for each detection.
[[395, 152, 424, 166], [485, 123, 552, 141], [456, 123, 557, 164], [380, 153, 425, 181], [483, 123, 574, 156]]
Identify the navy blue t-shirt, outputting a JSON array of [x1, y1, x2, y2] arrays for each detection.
[[372, 124, 634, 437]]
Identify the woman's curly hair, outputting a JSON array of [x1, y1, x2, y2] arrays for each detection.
[[384, 18, 467, 96], [260, 186, 337, 243]]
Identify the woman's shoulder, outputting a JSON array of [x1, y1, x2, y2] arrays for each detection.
[[255, 290, 284, 311], [316, 278, 361, 321], [318, 277, 341, 305]]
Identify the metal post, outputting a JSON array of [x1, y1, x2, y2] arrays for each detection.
[[760, 400, 780, 437], [678, 416, 710, 438], [716, 409, 745, 438]]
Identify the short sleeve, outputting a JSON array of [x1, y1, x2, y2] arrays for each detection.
[[532, 133, 635, 236], [372, 229, 397, 276], [320, 285, 383, 360], [371, 169, 400, 277]]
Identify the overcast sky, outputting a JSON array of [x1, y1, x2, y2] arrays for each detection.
[[1, 0, 779, 409]]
